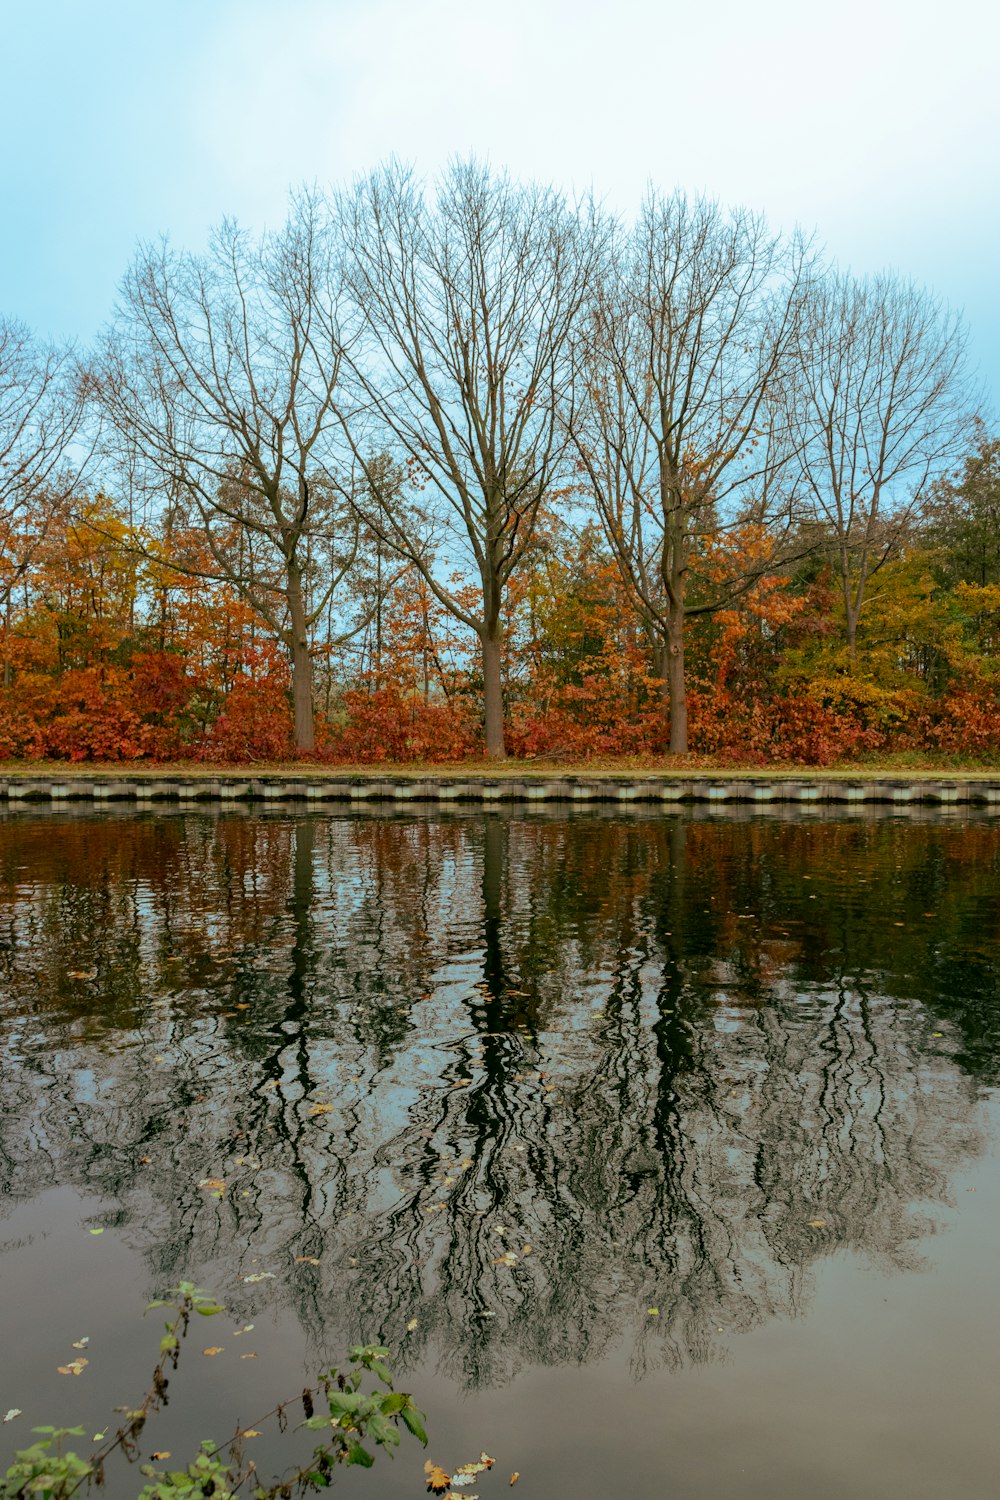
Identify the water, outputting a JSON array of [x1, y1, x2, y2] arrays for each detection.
[[1, 808, 999, 1498]]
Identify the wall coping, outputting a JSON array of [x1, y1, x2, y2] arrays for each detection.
[[1, 773, 999, 806]]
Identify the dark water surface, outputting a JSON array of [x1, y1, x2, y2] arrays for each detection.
[[1, 809, 999, 1499]]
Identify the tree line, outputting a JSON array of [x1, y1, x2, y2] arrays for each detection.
[[0, 161, 995, 763]]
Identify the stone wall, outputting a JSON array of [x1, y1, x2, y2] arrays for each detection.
[[1, 775, 999, 808]]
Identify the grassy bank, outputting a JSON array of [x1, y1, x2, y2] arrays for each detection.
[[2, 754, 1000, 780]]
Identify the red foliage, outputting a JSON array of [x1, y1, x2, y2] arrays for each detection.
[[326, 688, 478, 763], [914, 684, 1000, 756]]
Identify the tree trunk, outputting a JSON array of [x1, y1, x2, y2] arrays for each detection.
[[287, 562, 315, 754], [481, 628, 506, 759], [666, 616, 688, 754]]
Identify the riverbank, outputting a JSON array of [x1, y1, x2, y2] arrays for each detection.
[[1, 762, 1000, 807]]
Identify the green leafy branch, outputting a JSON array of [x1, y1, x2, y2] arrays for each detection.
[[0, 1287, 427, 1500]]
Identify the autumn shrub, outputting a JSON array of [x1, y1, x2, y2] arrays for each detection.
[[914, 681, 1000, 755], [326, 688, 479, 763]]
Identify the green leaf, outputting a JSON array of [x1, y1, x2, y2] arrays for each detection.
[[345, 1441, 374, 1468], [400, 1405, 428, 1445]]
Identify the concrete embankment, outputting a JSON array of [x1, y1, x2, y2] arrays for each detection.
[[1, 772, 998, 809]]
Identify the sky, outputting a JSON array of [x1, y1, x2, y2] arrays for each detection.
[[2, 0, 998, 411]]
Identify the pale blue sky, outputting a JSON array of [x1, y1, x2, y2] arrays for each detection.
[[3, 0, 997, 409]]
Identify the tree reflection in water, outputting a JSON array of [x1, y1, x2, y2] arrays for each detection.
[[0, 808, 997, 1387]]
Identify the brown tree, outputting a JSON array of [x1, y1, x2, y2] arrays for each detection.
[[572, 193, 811, 753], [90, 194, 355, 751], [790, 270, 974, 659], [334, 160, 602, 758]]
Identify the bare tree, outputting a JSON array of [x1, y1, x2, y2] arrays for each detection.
[[790, 270, 975, 658], [572, 192, 811, 753], [334, 160, 602, 758], [0, 317, 89, 681], [90, 193, 355, 751]]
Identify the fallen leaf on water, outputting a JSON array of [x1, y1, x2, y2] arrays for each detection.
[[2, 1410, 21, 1424], [295, 1256, 321, 1265], [139, 1156, 152, 1165], [150, 1452, 171, 1461], [521, 1244, 533, 1256], [88, 1228, 104, 1236], [232, 1325, 254, 1336], [932, 1032, 943, 1038], [57, 1358, 88, 1376], [459, 1158, 473, 1170], [240, 1352, 258, 1360], [452, 1453, 494, 1483], [425, 1460, 451, 1492], [647, 1307, 659, 1317], [509, 1475, 519, 1487], [806, 1219, 826, 1228], [67, 970, 97, 981], [202, 1347, 224, 1357], [493, 1252, 518, 1267], [310, 1103, 334, 1117], [451, 1079, 470, 1089], [241, 1272, 275, 1283], [198, 1178, 226, 1192], [71, 1338, 90, 1349], [406, 1317, 419, 1331], [242, 1430, 261, 1438], [92, 1432, 105, 1442]]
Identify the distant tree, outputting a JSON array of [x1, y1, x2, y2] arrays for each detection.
[[789, 271, 975, 659], [0, 316, 89, 682], [89, 193, 358, 752], [334, 160, 603, 758], [572, 192, 811, 753], [925, 419, 1000, 588]]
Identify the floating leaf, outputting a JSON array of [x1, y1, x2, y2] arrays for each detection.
[[806, 1218, 826, 1228], [71, 1338, 90, 1349], [88, 1227, 104, 1236], [242, 1430, 261, 1438], [2, 1410, 21, 1423], [240, 1353, 258, 1360], [57, 1358, 88, 1376], [493, 1252, 518, 1267], [310, 1103, 334, 1117], [452, 1454, 494, 1484], [295, 1256, 321, 1266], [425, 1460, 451, 1492], [406, 1317, 419, 1332], [241, 1272, 275, 1283], [202, 1347, 224, 1356], [510, 1475, 520, 1487], [232, 1324, 254, 1336], [67, 970, 97, 981], [198, 1178, 226, 1192], [647, 1307, 659, 1317], [149, 1452, 171, 1461]]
